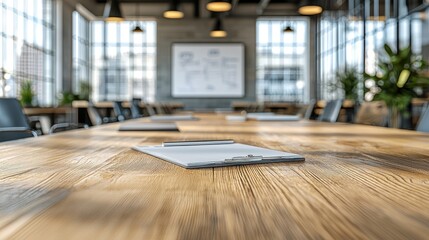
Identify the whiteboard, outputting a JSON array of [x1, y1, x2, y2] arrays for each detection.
[[171, 43, 245, 98]]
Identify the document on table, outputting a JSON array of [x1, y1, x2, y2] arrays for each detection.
[[119, 122, 179, 131], [150, 114, 199, 121], [133, 140, 304, 169], [247, 114, 301, 121]]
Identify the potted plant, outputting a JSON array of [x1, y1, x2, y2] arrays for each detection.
[[58, 82, 92, 106], [365, 44, 429, 128], [329, 67, 360, 101], [78, 81, 92, 101], [20, 80, 35, 107], [328, 67, 360, 122], [58, 91, 79, 106]]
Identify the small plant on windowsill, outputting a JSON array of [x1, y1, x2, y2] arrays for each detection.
[[20, 80, 35, 107], [58, 82, 92, 106], [328, 67, 361, 122], [364, 44, 429, 128], [78, 81, 92, 101], [58, 92, 79, 106]]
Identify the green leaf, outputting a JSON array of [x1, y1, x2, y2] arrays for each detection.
[[384, 44, 394, 57]]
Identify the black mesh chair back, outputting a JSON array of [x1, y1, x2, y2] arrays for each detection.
[[416, 103, 429, 133], [0, 98, 36, 142], [113, 101, 126, 122], [319, 99, 343, 123]]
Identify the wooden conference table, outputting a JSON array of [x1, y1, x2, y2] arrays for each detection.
[[0, 114, 428, 239], [24, 107, 74, 124]]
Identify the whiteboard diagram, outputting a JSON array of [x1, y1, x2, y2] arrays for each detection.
[[171, 43, 245, 98]]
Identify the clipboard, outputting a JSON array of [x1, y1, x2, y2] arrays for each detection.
[[132, 140, 304, 169]]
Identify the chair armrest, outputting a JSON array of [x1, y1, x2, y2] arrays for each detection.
[[49, 123, 89, 134], [0, 128, 38, 137]]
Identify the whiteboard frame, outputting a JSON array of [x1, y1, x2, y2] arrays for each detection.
[[171, 43, 245, 98]]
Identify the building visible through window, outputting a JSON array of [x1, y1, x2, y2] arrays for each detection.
[[91, 21, 156, 102], [0, 0, 55, 106], [256, 17, 310, 103]]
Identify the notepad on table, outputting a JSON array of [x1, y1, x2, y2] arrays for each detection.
[[150, 114, 198, 121], [119, 122, 179, 131], [246, 112, 275, 117], [247, 114, 301, 121], [133, 140, 304, 169]]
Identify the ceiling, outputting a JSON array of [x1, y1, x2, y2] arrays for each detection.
[[94, 0, 328, 18], [92, 0, 425, 18], [95, 0, 296, 3]]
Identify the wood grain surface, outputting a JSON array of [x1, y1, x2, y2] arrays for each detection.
[[0, 113, 428, 239]]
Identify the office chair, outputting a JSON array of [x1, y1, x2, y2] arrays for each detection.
[[304, 99, 317, 120], [113, 101, 126, 121], [87, 105, 103, 126], [153, 103, 166, 115], [161, 103, 174, 115], [130, 99, 143, 119], [416, 103, 429, 133], [319, 99, 343, 123], [145, 104, 157, 116], [0, 98, 38, 142], [86, 102, 116, 126]]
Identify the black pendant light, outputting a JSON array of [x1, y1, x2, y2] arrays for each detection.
[[298, 0, 324, 15], [132, 3, 144, 33], [210, 18, 227, 38], [283, 25, 294, 33], [164, 0, 184, 19], [206, 0, 232, 12], [132, 25, 144, 33], [104, 0, 124, 22]]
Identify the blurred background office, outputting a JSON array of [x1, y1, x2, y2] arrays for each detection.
[[1, 0, 429, 136]]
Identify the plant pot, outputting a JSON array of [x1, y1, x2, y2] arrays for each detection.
[[388, 106, 401, 128]]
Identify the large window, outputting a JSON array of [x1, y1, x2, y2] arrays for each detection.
[[0, 0, 55, 106], [318, 0, 429, 101], [256, 17, 310, 103], [318, 11, 364, 100], [91, 21, 156, 102], [72, 11, 90, 93]]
